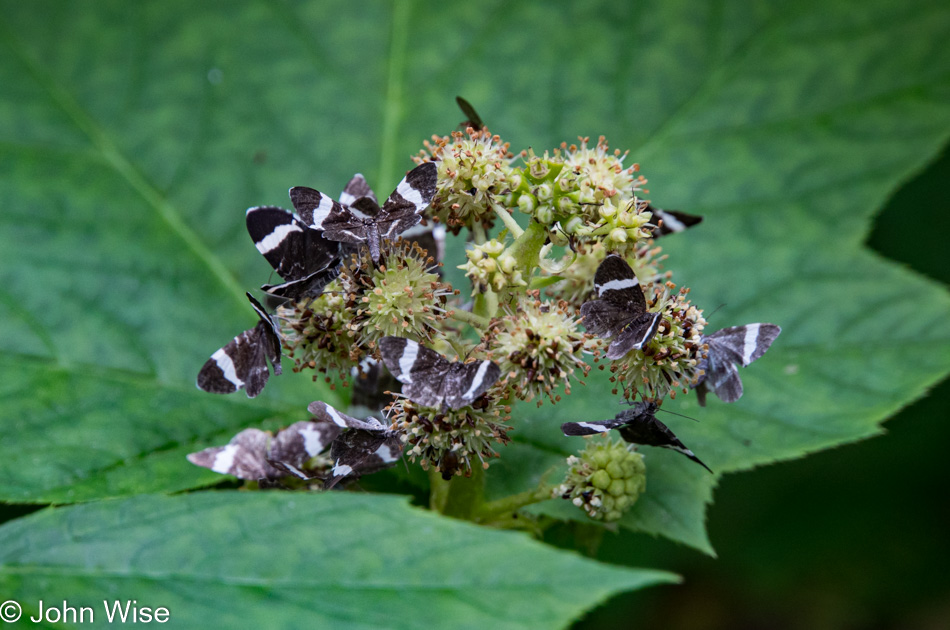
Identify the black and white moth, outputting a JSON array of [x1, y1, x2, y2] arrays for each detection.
[[646, 204, 703, 238], [307, 401, 404, 489], [693, 323, 781, 405], [196, 293, 282, 398], [455, 95, 485, 130], [245, 206, 341, 300], [186, 420, 340, 481], [378, 336, 501, 410], [561, 402, 712, 473], [580, 255, 662, 360], [289, 162, 438, 264]]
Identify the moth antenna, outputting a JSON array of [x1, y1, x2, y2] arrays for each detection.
[[656, 407, 699, 422], [706, 303, 726, 320]]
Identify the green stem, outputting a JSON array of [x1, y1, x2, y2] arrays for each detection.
[[428, 467, 451, 513], [473, 222, 487, 245], [448, 307, 491, 331], [473, 289, 499, 320], [475, 484, 555, 523], [493, 204, 524, 238], [442, 464, 486, 520], [507, 219, 549, 281], [573, 522, 606, 558]]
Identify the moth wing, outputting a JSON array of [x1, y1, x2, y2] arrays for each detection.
[[261, 262, 341, 300], [245, 206, 340, 284], [196, 325, 269, 397], [606, 312, 662, 359], [706, 358, 743, 403], [455, 96, 485, 130], [443, 360, 501, 409], [580, 299, 634, 339], [591, 255, 648, 313], [268, 420, 341, 469], [187, 429, 281, 480], [307, 401, 386, 432], [647, 205, 703, 238], [339, 173, 378, 207], [617, 417, 712, 473], [561, 418, 625, 436], [377, 162, 437, 240], [324, 430, 403, 489], [707, 323, 781, 367]]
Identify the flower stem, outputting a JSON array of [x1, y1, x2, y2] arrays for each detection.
[[448, 308, 491, 331], [428, 467, 451, 513], [493, 203, 524, 238], [442, 464, 485, 520], [507, 219, 548, 281], [474, 483, 555, 523], [473, 222, 488, 245]]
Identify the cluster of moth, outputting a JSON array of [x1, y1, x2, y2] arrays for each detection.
[[189, 98, 781, 507]]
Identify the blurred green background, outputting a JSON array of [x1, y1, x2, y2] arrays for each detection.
[[573, 149, 950, 629]]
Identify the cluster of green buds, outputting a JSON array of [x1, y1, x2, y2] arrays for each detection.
[[459, 238, 525, 294], [554, 436, 647, 522], [502, 137, 654, 258]]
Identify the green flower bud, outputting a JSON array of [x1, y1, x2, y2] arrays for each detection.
[[460, 238, 528, 295], [555, 436, 647, 522], [518, 193, 537, 214]]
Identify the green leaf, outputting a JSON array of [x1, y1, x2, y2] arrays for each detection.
[[0, 492, 677, 629], [0, 0, 948, 567]]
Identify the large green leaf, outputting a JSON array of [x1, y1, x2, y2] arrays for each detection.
[[0, 0, 948, 571], [0, 492, 676, 629]]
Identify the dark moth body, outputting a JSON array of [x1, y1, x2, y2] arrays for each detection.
[[694, 323, 781, 405], [379, 336, 501, 410], [645, 205, 703, 238], [245, 206, 341, 300], [196, 293, 282, 398], [581, 255, 662, 360], [561, 402, 711, 472], [455, 95, 485, 130], [289, 162, 437, 264], [307, 401, 404, 489]]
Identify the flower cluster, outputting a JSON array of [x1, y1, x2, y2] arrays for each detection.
[[554, 436, 647, 522], [415, 127, 515, 234], [388, 396, 511, 479], [488, 294, 589, 405], [607, 282, 707, 401], [190, 98, 780, 529], [459, 238, 525, 294], [504, 137, 654, 258]]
